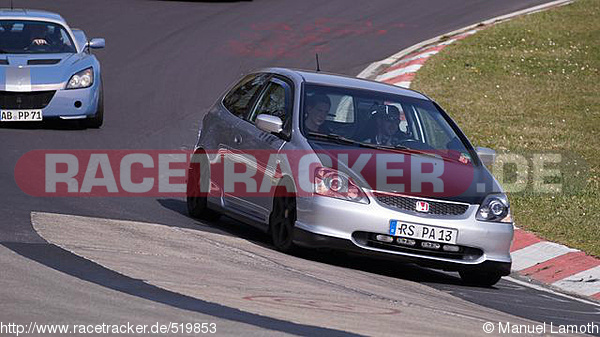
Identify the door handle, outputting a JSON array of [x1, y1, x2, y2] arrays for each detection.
[[234, 134, 243, 144]]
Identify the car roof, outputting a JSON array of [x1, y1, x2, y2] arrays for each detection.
[[0, 8, 67, 25], [261, 67, 430, 100]]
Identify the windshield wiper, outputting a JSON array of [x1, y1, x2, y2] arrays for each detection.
[[367, 142, 446, 161], [307, 132, 383, 149]]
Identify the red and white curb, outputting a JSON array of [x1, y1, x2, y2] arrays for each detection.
[[359, 0, 600, 302], [372, 29, 480, 88], [511, 229, 600, 301]]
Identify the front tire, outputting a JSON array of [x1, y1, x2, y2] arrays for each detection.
[[86, 84, 104, 128], [459, 270, 502, 287], [186, 152, 219, 221], [269, 193, 297, 253]]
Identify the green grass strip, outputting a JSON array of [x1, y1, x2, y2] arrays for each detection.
[[412, 0, 600, 256]]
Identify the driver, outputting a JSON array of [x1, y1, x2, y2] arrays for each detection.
[[28, 24, 50, 46], [304, 94, 331, 133], [366, 105, 409, 146]]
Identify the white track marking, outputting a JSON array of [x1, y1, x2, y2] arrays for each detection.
[[375, 64, 422, 81], [551, 266, 600, 297], [510, 241, 578, 271]]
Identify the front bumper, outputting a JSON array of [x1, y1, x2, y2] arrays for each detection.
[[0, 85, 100, 120], [295, 195, 513, 274], [42, 85, 100, 119]]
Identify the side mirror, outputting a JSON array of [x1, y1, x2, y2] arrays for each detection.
[[87, 38, 105, 49], [255, 114, 283, 134], [476, 146, 496, 168]]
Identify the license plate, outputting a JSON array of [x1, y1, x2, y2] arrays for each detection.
[[0, 110, 43, 121], [389, 220, 458, 244]]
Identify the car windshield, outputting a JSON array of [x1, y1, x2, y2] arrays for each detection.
[[0, 20, 76, 54], [302, 84, 472, 159]]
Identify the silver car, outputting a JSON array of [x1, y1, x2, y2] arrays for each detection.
[[0, 9, 104, 127], [188, 68, 513, 286]]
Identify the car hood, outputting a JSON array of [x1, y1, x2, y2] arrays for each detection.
[[0, 53, 91, 91], [307, 140, 499, 205]]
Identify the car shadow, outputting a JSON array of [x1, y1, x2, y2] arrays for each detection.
[[156, 198, 471, 288], [153, 0, 252, 3], [0, 120, 89, 130]]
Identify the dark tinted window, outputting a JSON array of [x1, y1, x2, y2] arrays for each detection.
[[222, 74, 269, 118]]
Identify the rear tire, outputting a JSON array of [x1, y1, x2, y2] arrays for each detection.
[[186, 152, 219, 221], [269, 193, 297, 253], [86, 84, 104, 128], [459, 270, 502, 287]]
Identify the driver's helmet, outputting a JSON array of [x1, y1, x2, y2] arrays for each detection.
[[371, 104, 401, 122]]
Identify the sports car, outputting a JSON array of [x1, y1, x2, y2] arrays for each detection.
[[0, 9, 105, 127]]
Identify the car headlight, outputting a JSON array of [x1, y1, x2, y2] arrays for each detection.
[[476, 193, 512, 223], [66, 68, 94, 89], [314, 167, 369, 204]]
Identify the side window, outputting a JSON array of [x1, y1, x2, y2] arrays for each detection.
[[250, 81, 289, 124], [59, 29, 72, 47], [222, 74, 269, 118], [416, 107, 454, 148]]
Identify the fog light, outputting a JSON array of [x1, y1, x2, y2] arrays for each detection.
[[421, 242, 441, 250], [397, 238, 416, 246], [443, 245, 460, 252], [375, 234, 394, 243]]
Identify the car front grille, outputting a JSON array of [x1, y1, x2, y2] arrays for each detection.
[[375, 194, 469, 216], [0, 91, 56, 109]]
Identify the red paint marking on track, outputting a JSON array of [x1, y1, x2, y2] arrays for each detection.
[[592, 293, 600, 300], [382, 72, 416, 85], [510, 229, 542, 252], [227, 19, 406, 59], [520, 251, 600, 283]]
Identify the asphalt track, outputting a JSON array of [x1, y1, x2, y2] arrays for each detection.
[[1, 0, 598, 336]]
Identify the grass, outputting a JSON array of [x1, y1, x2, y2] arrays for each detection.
[[411, 0, 600, 256]]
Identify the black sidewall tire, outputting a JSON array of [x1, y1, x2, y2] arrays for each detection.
[[459, 270, 502, 287], [86, 82, 104, 128], [186, 152, 219, 221]]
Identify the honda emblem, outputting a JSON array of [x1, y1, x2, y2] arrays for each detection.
[[416, 201, 430, 213]]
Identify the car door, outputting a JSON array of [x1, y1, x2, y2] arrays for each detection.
[[209, 73, 270, 206], [225, 76, 293, 225]]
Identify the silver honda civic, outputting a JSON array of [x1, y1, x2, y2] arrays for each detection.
[[188, 67, 513, 286], [0, 9, 104, 127]]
